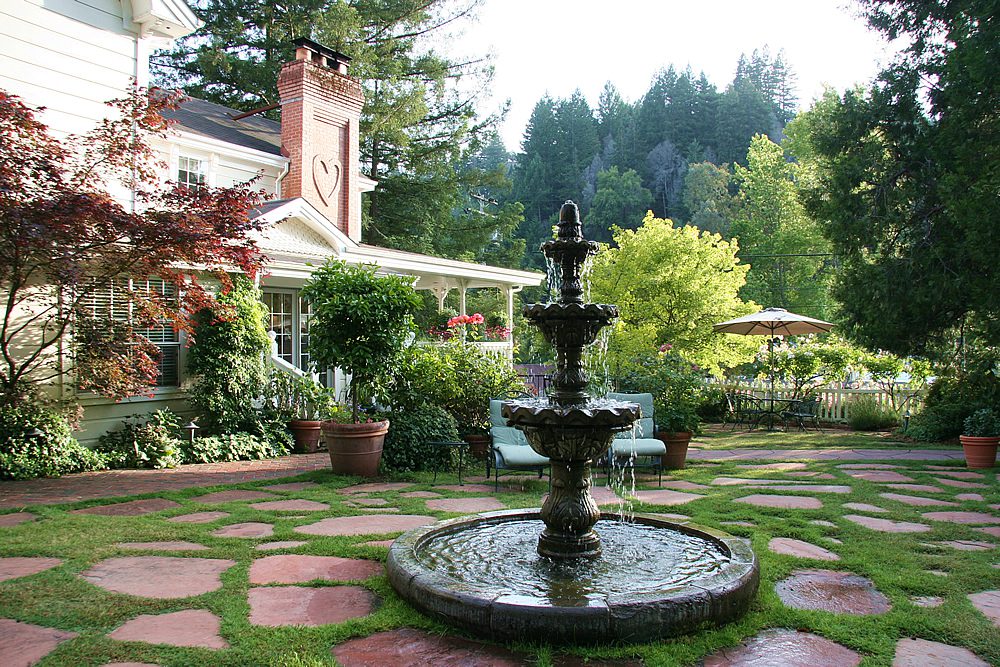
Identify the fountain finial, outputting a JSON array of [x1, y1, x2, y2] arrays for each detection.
[[557, 200, 583, 239]]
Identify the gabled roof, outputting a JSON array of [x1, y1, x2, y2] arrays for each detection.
[[162, 97, 282, 156]]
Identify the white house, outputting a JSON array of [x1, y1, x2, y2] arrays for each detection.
[[0, 2, 543, 444]]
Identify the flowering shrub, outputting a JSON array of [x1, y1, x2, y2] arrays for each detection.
[[427, 312, 510, 342]]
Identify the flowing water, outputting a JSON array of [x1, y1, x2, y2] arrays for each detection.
[[415, 518, 730, 602]]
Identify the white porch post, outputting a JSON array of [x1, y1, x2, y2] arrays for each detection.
[[458, 280, 468, 316], [431, 285, 450, 312]]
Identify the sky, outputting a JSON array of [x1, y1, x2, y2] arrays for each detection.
[[444, 0, 900, 151]]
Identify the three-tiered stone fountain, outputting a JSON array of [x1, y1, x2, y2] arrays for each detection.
[[387, 202, 758, 644]]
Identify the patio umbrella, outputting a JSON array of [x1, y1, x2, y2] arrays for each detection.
[[713, 307, 835, 407]]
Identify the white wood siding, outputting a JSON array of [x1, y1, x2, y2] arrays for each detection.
[[0, 0, 142, 137]]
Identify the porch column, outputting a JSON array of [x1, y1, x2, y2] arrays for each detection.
[[431, 285, 450, 312], [458, 280, 468, 316]]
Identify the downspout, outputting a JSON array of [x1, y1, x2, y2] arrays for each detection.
[[275, 159, 290, 199]]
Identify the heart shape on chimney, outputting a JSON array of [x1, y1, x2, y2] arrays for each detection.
[[312, 154, 342, 206]]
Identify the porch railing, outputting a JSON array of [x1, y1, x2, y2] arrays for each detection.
[[414, 339, 514, 362], [709, 379, 925, 424]]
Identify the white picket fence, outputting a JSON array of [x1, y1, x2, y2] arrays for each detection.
[[710, 380, 925, 424]]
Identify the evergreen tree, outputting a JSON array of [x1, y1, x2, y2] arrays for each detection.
[[682, 162, 735, 236], [586, 167, 652, 243]]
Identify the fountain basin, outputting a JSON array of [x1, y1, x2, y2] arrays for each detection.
[[386, 509, 759, 645]]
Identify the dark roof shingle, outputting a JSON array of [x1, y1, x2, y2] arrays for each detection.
[[162, 97, 282, 156]]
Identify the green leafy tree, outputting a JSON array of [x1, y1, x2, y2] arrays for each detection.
[[682, 162, 736, 236], [586, 168, 652, 243], [588, 213, 759, 375], [768, 336, 858, 399], [789, 0, 998, 358], [731, 134, 832, 317], [301, 260, 420, 421]]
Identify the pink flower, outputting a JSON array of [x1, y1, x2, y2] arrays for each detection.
[[658, 343, 673, 353]]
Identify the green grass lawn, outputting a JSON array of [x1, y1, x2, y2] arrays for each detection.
[[0, 458, 996, 666], [694, 424, 959, 450]]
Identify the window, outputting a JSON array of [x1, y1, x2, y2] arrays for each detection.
[[80, 278, 180, 387], [177, 156, 206, 190], [263, 289, 324, 382]]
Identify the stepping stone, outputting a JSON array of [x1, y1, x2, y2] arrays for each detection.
[[776, 569, 891, 615], [360, 507, 400, 513], [109, 609, 227, 649], [248, 499, 330, 511], [0, 618, 78, 667], [844, 515, 930, 533], [256, 541, 308, 551], [631, 489, 703, 506], [826, 537, 843, 545], [737, 462, 808, 470], [768, 538, 840, 561], [957, 493, 985, 501], [211, 522, 274, 538], [101, 663, 161, 667], [846, 470, 915, 482], [400, 491, 442, 498], [911, 596, 944, 608], [880, 493, 958, 507], [838, 463, 900, 469], [711, 477, 808, 486], [786, 472, 837, 479], [263, 482, 321, 492], [735, 495, 822, 509], [338, 482, 414, 494], [590, 486, 621, 505], [0, 557, 63, 582], [295, 514, 435, 537], [81, 556, 234, 598], [925, 570, 949, 577], [757, 485, 852, 493], [249, 585, 376, 626], [968, 590, 1000, 627], [552, 656, 643, 667], [894, 638, 988, 667], [434, 484, 497, 493], [936, 540, 994, 551], [921, 511, 999, 524], [0, 512, 35, 527], [359, 540, 395, 548], [975, 526, 1000, 538], [73, 499, 180, 516], [887, 484, 945, 493], [721, 521, 755, 527], [810, 520, 837, 527], [661, 480, 709, 490], [117, 542, 208, 552], [166, 511, 229, 524], [937, 478, 988, 489], [331, 628, 524, 666], [249, 555, 381, 584], [928, 470, 985, 480], [191, 490, 276, 503], [426, 497, 506, 513], [702, 628, 861, 667], [351, 497, 390, 506], [843, 503, 887, 513]]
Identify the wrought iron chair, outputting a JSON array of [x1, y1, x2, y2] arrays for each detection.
[[729, 392, 767, 430], [781, 396, 822, 431]]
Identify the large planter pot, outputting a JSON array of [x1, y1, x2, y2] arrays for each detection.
[[657, 431, 693, 470], [322, 420, 389, 477], [464, 434, 491, 461], [288, 420, 322, 453], [959, 435, 999, 469]]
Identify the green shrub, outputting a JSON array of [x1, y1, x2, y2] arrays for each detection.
[[905, 366, 1000, 441], [964, 408, 1000, 437], [848, 395, 899, 431], [388, 341, 527, 434], [188, 276, 271, 434], [615, 351, 703, 433], [95, 410, 183, 469], [696, 386, 727, 423], [382, 404, 460, 472], [0, 405, 106, 479], [180, 432, 289, 464]]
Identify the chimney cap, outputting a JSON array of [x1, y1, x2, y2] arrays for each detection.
[[292, 37, 352, 66]]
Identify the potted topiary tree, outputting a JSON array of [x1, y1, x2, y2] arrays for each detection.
[[301, 260, 420, 477], [960, 408, 999, 469]]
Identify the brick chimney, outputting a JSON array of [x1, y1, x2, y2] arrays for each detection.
[[277, 38, 364, 241]]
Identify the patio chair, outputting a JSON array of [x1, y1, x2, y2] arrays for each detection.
[[731, 392, 767, 430], [488, 399, 550, 491], [781, 396, 822, 431], [604, 392, 666, 486]]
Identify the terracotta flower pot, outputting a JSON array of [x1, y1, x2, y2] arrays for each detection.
[[288, 419, 322, 453], [657, 431, 693, 470], [463, 434, 491, 461], [322, 420, 389, 477], [959, 435, 999, 469]]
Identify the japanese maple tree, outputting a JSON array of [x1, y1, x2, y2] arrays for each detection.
[[0, 87, 266, 407]]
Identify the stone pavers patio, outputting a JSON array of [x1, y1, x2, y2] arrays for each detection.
[[0, 444, 995, 665]]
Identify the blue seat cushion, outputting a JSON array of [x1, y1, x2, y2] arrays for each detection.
[[610, 437, 666, 457], [496, 444, 550, 467], [490, 426, 528, 447], [489, 399, 506, 427]]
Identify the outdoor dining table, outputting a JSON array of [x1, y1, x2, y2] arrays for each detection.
[[754, 397, 799, 431]]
